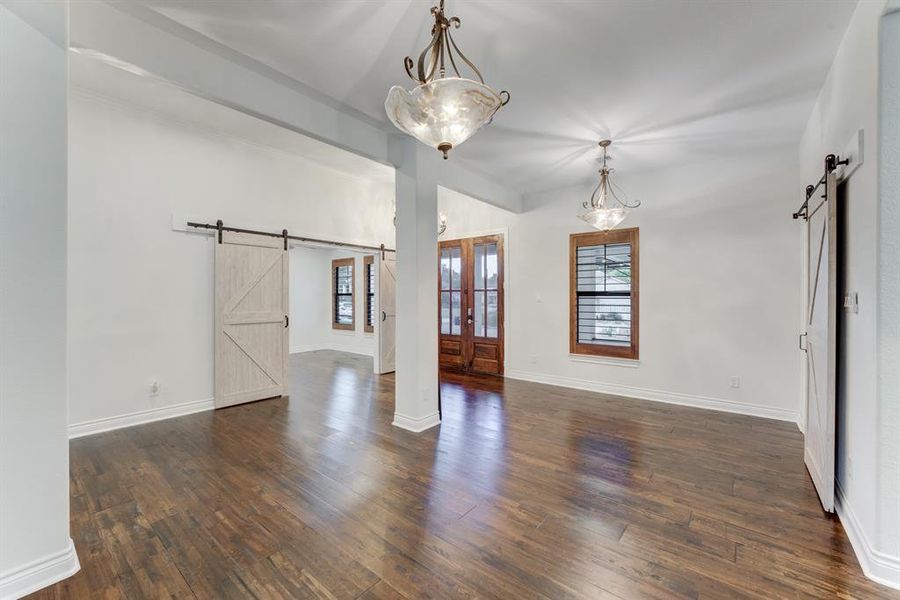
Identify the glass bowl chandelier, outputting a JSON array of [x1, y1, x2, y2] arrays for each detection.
[[385, 0, 509, 159], [579, 140, 641, 231]]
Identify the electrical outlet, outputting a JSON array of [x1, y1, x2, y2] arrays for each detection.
[[150, 381, 160, 397], [729, 376, 741, 389], [528, 355, 538, 365]]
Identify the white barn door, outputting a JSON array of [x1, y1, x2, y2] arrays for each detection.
[[803, 171, 837, 512], [215, 231, 289, 408], [375, 252, 396, 374]]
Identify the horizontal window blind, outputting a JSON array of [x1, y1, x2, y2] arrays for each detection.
[[366, 261, 375, 328], [576, 242, 632, 346]]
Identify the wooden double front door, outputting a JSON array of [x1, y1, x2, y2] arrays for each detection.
[[438, 234, 504, 375]]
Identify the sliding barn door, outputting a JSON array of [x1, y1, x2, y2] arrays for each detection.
[[376, 252, 396, 374], [803, 171, 837, 512], [215, 232, 289, 408]]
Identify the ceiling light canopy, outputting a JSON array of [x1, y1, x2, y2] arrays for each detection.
[[579, 140, 641, 231], [385, 0, 509, 159]]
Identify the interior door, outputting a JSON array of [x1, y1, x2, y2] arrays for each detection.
[[376, 251, 396, 374], [439, 235, 504, 375], [803, 171, 837, 512], [215, 231, 289, 408]]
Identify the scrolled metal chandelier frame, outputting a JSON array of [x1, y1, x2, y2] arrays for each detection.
[[385, 0, 509, 159], [579, 140, 641, 231], [403, 1, 509, 100]]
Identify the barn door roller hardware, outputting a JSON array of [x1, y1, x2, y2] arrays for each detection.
[[187, 220, 396, 254], [793, 153, 849, 220]]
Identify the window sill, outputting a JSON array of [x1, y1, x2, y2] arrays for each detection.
[[569, 354, 640, 368]]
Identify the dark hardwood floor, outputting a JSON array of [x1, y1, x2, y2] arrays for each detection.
[[32, 350, 896, 599]]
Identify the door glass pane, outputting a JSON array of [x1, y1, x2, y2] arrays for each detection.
[[451, 248, 461, 290], [451, 291, 461, 335], [440, 250, 450, 291], [440, 291, 450, 334], [474, 291, 485, 337], [486, 291, 498, 338], [485, 243, 498, 289], [474, 244, 485, 289]]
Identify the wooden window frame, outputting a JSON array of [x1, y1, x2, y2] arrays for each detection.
[[569, 228, 639, 359], [332, 257, 355, 331], [364, 255, 375, 333]]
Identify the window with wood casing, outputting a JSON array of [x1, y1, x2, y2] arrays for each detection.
[[332, 258, 354, 330], [570, 228, 639, 359], [364, 255, 375, 333]]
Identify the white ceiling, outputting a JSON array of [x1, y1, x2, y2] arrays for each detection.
[[126, 0, 856, 194], [69, 50, 395, 183]]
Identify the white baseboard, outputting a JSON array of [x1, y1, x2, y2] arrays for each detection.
[[291, 345, 374, 357], [393, 411, 441, 433], [504, 369, 798, 422], [836, 483, 900, 590], [327, 345, 374, 357], [0, 538, 79, 600], [68, 397, 214, 439], [290, 344, 322, 354]]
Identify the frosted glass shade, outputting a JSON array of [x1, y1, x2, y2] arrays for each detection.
[[385, 77, 502, 158], [579, 207, 628, 231]]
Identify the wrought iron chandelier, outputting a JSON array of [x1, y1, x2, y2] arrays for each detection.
[[385, 0, 509, 159], [579, 140, 641, 231]]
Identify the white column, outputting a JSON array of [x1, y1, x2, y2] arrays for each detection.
[[877, 2, 900, 569], [0, 2, 79, 597], [390, 136, 440, 432]]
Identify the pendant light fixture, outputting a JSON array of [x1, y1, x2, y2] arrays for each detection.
[[579, 140, 641, 231], [385, 0, 509, 159]]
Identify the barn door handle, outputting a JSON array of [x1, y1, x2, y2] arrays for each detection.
[[381, 311, 386, 322], [285, 315, 289, 328], [799, 332, 807, 352]]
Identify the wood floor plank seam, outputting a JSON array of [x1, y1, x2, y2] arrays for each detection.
[[28, 350, 900, 599]]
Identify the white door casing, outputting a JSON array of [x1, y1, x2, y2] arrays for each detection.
[[375, 252, 397, 374], [803, 171, 837, 512], [215, 231, 289, 408]]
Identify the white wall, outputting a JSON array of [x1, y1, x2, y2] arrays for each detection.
[[799, 0, 900, 588], [440, 156, 802, 422], [289, 246, 376, 357], [0, 2, 79, 597], [439, 186, 517, 239], [67, 85, 393, 431]]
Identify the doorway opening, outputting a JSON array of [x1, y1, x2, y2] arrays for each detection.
[[438, 234, 505, 376], [288, 243, 396, 377]]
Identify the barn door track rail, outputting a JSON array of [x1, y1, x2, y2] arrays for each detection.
[[793, 153, 849, 220], [187, 220, 396, 254]]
